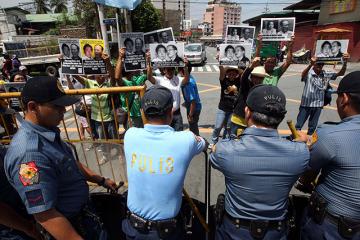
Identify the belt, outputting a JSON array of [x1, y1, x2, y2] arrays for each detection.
[[127, 211, 178, 231], [225, 212, 286, 231]]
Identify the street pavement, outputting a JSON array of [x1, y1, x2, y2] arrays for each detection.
[[59, 46, 360, 203]]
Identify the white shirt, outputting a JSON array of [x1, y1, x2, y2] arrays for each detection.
[[154, 75, 183, 111]]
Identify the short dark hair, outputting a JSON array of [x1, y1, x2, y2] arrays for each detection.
[[83, 43, 92, 52], [321, 41, 331, 50], [332, 41, 341, 47], [348, 92, 360, 113], [61, 43, 70, 52], [156, 44, 166, 53], [124, 38, 134, 46], [236, 46, 245, 52], [145, 106, 172, 121], [10, 72, 24, 82], [70, 44, 79, 50], [251, 104, 285, 128], [135, 38, 143, 45], [94, 44, 104, 51], [225, 45, 235, 54], [167, 45, 177, 51]]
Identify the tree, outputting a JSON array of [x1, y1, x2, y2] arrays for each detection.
[[35, 0, 51, 14], [50, 0, 68, 13], [131, 0, 162, 32], [72, 0, 99, 38]]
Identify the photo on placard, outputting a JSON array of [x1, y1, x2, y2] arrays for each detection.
[[120, 32, 147, 71], [58, 38, 83, 75], [157, 27, 175, 44], [315, 40, 349, 62], [260, 18, 295, 41], [79, 39, 107, 75], [226, 25, 255, 45], [219, 44, 252, 67], [149, 42, 185, 68], [4, 82, 26, 111]]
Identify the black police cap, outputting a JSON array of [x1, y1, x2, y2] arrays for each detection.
[[337, 71, 360, 94], [21, 76, 80, 106], [246, 84, 287, 116], [141, 85, 173, 116]]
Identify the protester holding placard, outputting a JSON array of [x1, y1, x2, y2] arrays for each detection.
[[146, 52, 189, 131]]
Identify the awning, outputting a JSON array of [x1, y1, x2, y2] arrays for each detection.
[[316, 28, 352, 33]]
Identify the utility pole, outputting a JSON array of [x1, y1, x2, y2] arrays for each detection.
[[162, 0, 166, 27], [97, 3, 110, 55]]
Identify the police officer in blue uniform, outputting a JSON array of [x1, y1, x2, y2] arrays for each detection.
[[122, 85, 206, 240], [4, 76, 118, 240], [299, 71, 360, 240], [0, 144, 42, 240], [211, 85, 309, 240]]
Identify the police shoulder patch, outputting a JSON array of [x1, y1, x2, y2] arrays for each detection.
[[19, 161, 39, 186]]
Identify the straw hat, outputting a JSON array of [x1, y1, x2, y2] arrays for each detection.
[[251, 66, 270, 78]]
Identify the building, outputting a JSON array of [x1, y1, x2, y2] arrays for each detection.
[[0, 7, 29, 41], [203, 0, 241, 37], [183, 19, 192, 30], [151, 0, 190, 20]]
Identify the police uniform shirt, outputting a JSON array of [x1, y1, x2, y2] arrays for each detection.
[[310, 114, 360, 220], [124, 125, 205, 220], [210, 127, 309, 220], [4, 120, 89, 218]]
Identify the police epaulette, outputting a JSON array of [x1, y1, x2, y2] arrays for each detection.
[[323, 121, 340, 125]]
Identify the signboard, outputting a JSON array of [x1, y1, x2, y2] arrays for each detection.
[[120, 32, 146, 71], [260, 17, 295, 41], [219, 44, 252, 67], [315, 39, 349, 62], [149, 43, 185, 68]]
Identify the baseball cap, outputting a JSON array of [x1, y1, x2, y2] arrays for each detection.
[[251, 66, 270, 78], [19, 65, 27, 71], [21, 76, 80, 106], [246, 84, 287, 116], [141, 85, 173, 116], [337, 71, 360, 94]]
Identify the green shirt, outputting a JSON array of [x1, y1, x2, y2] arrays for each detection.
[[120, 74, 147, 117], [84, 78, 113, 122], [262, 67, 283, 86]]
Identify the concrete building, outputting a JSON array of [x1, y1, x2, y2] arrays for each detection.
[[183, 19, 192, 30], [151, 0, 190, 20], [0, 7, 29, 41], [203, 0, 241, 37]]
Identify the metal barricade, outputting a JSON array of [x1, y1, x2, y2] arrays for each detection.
[[0, 86, 146, 192]]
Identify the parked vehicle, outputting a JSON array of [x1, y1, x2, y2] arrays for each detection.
[[184, 43, 207, 66]]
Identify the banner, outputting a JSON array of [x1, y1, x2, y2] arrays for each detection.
[[93, 0, 142, 10], [59, 38, 106, 75], [315, 40, 349, 62], [260, 18, 295, 41], [150, 43, 185, 68], [120, 32, 146, 71], [225, 25, 255, 45], [219, 44, 252, 67]]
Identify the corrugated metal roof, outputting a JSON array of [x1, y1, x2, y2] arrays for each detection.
[[25, 14, 77, 23]]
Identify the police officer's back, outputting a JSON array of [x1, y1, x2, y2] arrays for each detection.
[[4, 76, 118, 240], [123, 85, 206, 240], [211, 85, 309, 240], [299, 71, 360, 240]]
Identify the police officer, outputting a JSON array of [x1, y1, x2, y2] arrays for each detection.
[[211, 85, 309, 240], [4, 76, 118, 240], [122, 85, 206, 239], [1, 144, 42, 240], [299, 71, 360, 240]]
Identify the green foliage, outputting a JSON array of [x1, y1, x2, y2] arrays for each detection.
[[131, 0, 162, 32], [50, 0, 68, 13], [72, 0, 99, 37], [35, 0, 51, 14]]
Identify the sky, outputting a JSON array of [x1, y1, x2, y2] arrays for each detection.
[[1, 0, 300, 23]]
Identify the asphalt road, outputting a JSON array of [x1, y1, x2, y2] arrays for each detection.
[[60, 46, 360, 203]]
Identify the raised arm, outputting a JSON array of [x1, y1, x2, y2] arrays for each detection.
[[65, 75, 75, 89], [146, 51, 156, 84], [72, 75, 86, 86], [302, 57, 316, 81], [114, 48, 126, 86], [254, 34, 263, 58], [102, 53, 115, 86], [336, 53, 349, 77], [280, 35, 294, 74]]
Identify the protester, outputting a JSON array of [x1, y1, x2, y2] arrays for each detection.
[[19, 65, 32, 81], [146, 52, 190, 131], [122, 85, 206, 239], [210, 62, 242, 147], [73, 53, 118, 164], [297, 71, 360, 239], [9, 72, 26, 83], [1, 53, 12, 79], [211, 85, 309, 240], [295, 55, 349, 135], [115, 48, 147, 128], [179, 65, 202, 136], [230, 58, 270, 137]]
